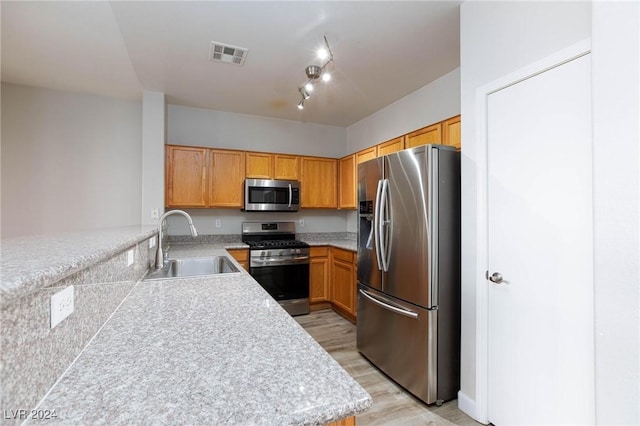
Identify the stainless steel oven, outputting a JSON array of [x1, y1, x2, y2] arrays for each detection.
[[244, 179, 300, 212], [242, 222, 310, 316]]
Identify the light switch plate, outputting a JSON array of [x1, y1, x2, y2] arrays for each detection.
[[149, 237, 156, 248], [51, 286, 74, 329], [215, 219, 221, 228], [299, 219, 305, 227], [127, 249, 134, 267]]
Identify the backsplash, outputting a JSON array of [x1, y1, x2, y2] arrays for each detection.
[[0, 238, 154, 425]]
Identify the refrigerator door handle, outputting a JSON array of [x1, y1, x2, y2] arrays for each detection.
[[379, 179, 390, 272], [373, 179, 384, 271], [359, 288, 419, 319]]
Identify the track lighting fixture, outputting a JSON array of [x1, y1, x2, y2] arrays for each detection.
[[296, 35, 334, 110]]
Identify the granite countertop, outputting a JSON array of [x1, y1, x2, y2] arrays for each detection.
[[167, 233, 358, 253], [35, 246, 371, 424], [0, 226, 157, 308]]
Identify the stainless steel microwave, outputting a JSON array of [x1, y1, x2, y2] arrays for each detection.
[[244, 179, 300, 212]]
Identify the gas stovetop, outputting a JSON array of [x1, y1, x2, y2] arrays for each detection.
[[245, 239, 309, 250]]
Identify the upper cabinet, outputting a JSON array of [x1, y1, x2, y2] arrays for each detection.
[[442, 115, 461, 151], [356, 146, 377, 164], [405, 123, 442, 149], [245, 152, 300, 180], [166, 145, 244, 208], [245, 152, 272, 179], [301, 157, 337, 208], [377, 136, 405, 156], [273, 154, 300, 180], [339, 154, 356, 209], [166, 145, 209, 208], [209, 149, 245, 207]]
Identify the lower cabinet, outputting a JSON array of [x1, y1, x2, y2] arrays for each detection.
[[309, 246, 358, 321], [330, 247, 357, 321], [310, 247, 330, 307], [227, 248, 249, 271]]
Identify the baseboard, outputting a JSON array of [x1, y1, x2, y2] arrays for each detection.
[[457, 391, 488, 424]]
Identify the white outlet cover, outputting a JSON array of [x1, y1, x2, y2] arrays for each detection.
[[215, 219, 221, 228], [51, 286, 74, 329], [149, 237, 156, 248], [127, 249, 134, 267]]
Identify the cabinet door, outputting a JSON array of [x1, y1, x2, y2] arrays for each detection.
[[166, 145, 208, 207], [245, 152, 273, 178], [273, 154, 300, 180], [377, 136, 405, 156], [356, 146, 377, 164], [331, 248, 355, 315], [310, 247, 329, 303], [338, 155, 356, 209], [443, 115, 461, 151], [332, 258, 355, 315], [301, 157, 337, 208], [405, 123, 442, 148], [209, 149, 245, 207], [227, 248, 249, 271]]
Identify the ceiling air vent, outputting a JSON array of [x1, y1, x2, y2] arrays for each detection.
[[209, 42, 248, 66]]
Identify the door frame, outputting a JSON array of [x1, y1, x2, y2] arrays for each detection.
[[472, 39, 592, 423]]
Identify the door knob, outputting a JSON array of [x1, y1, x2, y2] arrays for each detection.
[[487, 271, 504, 284]]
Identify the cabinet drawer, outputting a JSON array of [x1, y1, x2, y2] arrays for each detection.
[[310, 246, 329, 258], [332, 247, 354, 263]]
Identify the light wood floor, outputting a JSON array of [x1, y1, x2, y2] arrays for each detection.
[[295, 309, 480, 426]]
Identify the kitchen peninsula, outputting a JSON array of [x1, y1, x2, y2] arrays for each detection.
[[1, 229, 371, 425]]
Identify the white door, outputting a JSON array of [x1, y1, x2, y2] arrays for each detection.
[[487, 54, 595, 425]]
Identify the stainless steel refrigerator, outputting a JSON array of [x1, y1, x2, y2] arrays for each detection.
[[356, 144, 460, 405]]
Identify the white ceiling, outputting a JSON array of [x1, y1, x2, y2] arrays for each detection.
[[1, 1, 461, 127]]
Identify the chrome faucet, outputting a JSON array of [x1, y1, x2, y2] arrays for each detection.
[[155, 210, 198, 269]]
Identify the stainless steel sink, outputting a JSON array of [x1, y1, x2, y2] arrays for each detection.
[[143, 256, 240, 280]]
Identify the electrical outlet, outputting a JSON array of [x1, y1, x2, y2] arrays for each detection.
[[151, 208, 159, 220], [299, 219, 305, 227], [149, 237, 156, 248], [127, 249, 134, 267], [51, 286, 74, 329], [215, 219, 221, 228]]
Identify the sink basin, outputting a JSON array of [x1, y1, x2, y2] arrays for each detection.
[[144, 256, 240, 280]]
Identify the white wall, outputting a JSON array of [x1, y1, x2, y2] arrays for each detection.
[[141, 91, 166, 225], [165, 104, 350, 235], [167, 104, 347, 158], [1, 83, 142, 238], [167, 208, 348, 236], [459, 1, 591, 421], [592, 2, 639, 424], [346, 68, 460, 154]]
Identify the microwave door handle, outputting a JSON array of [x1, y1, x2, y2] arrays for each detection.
[[288, 183, 292, 208]]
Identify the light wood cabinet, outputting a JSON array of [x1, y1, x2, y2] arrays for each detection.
[[405, 123, 442, 148], [227, 248, 249, 271], [209, 149, 245, 207], [165, 145, 209, 207], [442, 115, 461, 151], [166, 145, 245, 208], [377, 136, 405, 156], [331, 248, 356, 318], [310, 246, 330, 306], [301, 157, 338, 208], [246, 152, 301, 180], [273, 154, 300, 180], [356, 146, 377, 164], [245, 152, 272, 178], [338, 155, 356, 209]]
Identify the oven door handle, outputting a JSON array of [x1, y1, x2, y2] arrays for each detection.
[[251, 256, 310, 267]]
